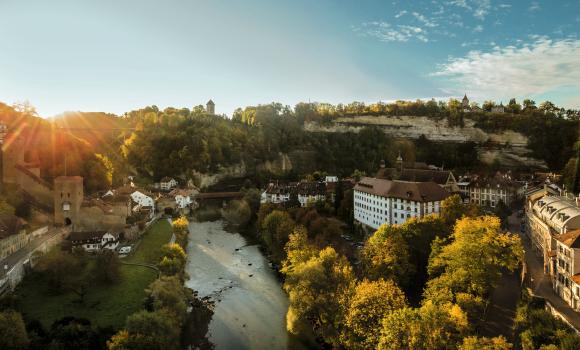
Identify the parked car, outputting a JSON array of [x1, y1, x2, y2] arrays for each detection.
[[119, 246, 132, 254]]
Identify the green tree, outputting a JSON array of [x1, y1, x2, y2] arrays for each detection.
[[0, 310, 29, 350], [340, 279, 407, 350], [94, 249, 120, 284], [144, 276, 191, 324], [261, 210, 295, 263], [108, 311, 180, 350], [221, 199, 252, 226]]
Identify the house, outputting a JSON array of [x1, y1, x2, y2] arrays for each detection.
[[491, 103, 506, 113], [296, 181, 327, 207], [130, 191, 156, 218], [353, 177, 450, 230], [0, 213, 28, 260], [68, 231, 120, 252], [160, 177, 178, 191], [169, 188, 198, 209], [325, 176, 338, 183], [261, 182, 295, 204], [464, 172, 523, 208], [553, 230, 580, 311]]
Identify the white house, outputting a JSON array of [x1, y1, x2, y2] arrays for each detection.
[[160, 177, 178, 191], [296, 182, 326, 207], [169, 188, 198, 209], [69, 231, 120, 252], [353, 177, 450, 230], [261, 182, 294, 204], [325, 176, 338, 183], [131, 191, 155, 208]]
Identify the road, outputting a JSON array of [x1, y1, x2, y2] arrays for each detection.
[[516, 214, 580, 330], [0, 226, 67, 278]]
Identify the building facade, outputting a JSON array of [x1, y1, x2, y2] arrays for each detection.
[[553, 230, 580, 311], [464, 172, 523, 208], [353, 177, 450, 230]]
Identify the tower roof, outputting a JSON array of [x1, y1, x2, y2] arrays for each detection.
[[206, 99, 215, 105]]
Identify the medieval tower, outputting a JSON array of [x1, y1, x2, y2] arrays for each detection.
[[54, 176, 84, 227], [206, 99, 215, 115]]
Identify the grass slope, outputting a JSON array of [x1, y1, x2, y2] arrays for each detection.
[[15, 220, 173, 329]]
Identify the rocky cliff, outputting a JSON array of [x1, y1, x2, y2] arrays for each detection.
[[305, 115, 547, 169]]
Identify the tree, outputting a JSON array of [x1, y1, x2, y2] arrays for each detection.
[[107, 311, 180, 350], [378, 301, 469, 350], [144, 276, 191, 324], [283, 246, 355, 346], [47, 317, 100, 350], [94, 249, 120, 284], [459, 336, 512, 349], [172, 216, 189, 248], [361, 224, 414, 287], [261, 210, 295, 263], [440, 194, 467, 227], [158, 243, 186, 276], [0, 310, 29, 350], [35, 249, 85, 292], [340, 279, 407, 350], [221, 199, 252, 226], [494, 200, 512, 229], [425, 216, 523, 302]]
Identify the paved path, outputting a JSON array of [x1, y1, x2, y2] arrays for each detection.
[[517, 214, 580, 330], [0, 227, 67, 278]]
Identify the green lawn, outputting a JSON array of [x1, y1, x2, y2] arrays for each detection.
[[125, 219, 173, 264], [14, 219, 174, 329]]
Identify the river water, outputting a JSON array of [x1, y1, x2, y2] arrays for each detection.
[[185, 220, 311, 350]]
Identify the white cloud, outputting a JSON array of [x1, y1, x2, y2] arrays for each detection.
[[395, 10, 407, 18], [412, 12, 438, 27], [354, 22, 429, 42], [432, 38, 580, 100], [498, 4, 512, 9], [446, 0, 491, 20], [528, 1, 540, 12], [473, 24, 483, 33]]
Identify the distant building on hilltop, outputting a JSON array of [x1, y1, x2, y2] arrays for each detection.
[[462, 94, 470, 112], [206, 100, 215, 115], [491, 103, 506, 113]]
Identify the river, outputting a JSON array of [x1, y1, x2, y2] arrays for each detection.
[[185, 220, 311, 350]]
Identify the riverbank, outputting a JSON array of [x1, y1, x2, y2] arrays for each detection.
[[185, 219, 313, 350]]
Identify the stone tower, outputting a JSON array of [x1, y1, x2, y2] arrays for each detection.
[[462, 94, 469, 109], [206, 99, 215, 115], [54, 176, 84, 227]]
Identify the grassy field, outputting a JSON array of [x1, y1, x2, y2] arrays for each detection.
[[14, 219, 173, 329], [125, 219, 172, 264]]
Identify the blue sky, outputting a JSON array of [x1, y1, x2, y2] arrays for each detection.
[[0, 0, 579, 117]]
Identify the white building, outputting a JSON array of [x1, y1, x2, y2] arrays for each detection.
[[169, 188, 198, 209], [160, 177, 178, 191], [296, 182, 326, 207], [325, 176, 338, 183], [130, 191, 156, 218], [261, 182, 294, 204], [553, 230, 580, 311], [69, 231, 120, 252], [354, 177, 450, 230]]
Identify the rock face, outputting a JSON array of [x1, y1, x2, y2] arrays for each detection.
[[305, 116, 548, 169]]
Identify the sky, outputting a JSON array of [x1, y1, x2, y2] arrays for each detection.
[[0, 0, 579, 117]]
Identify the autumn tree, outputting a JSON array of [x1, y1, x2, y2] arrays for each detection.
[[425, 216, 523, 304], [378, 301, 469, 350], [340, 279, 407, 350], [144, 276, 192, 324], [158, 243, 187, 277], [459, 335, 512, 350], [261, 210, 295, 263], [361, 224, 414, 288], [282, 244, 354, 346]]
